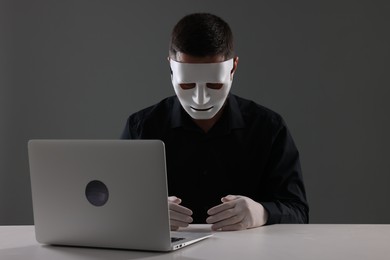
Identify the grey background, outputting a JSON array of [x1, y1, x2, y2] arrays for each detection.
[[1, 0, 389, 225]]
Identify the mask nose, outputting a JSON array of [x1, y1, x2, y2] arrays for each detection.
[[192, 84, 210, 105]]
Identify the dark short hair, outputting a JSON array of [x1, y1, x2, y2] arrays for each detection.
[[169, 13, 234, 60]]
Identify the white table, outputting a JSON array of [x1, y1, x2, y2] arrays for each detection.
[[1, 224, 390, 260]]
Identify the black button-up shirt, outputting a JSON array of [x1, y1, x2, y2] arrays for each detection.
[[121, 94, 309, 224]]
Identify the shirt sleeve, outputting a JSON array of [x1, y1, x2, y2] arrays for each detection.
[[260, 119, 309, 224]]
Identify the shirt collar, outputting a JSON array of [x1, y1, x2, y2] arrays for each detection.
[[170, 94, 245, 130]]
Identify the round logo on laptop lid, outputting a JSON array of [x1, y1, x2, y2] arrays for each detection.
[[85, 180, 109, 206]]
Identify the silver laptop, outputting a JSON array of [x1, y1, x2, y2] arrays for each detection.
[[28, 139, 212, 251]]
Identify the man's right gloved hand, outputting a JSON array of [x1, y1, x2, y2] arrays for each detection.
[[168, 196, 193, 231]]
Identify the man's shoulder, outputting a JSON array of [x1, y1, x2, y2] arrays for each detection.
[[121, 96, 176, 139], [232, 94, 284, 126], [127, 96, 176, 125]]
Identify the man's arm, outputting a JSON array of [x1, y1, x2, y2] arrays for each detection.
[[207, 120, 308, 230], [260, 121, 309, 225]]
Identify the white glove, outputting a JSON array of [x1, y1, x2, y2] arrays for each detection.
[[206, 195, 268, 231], [168, 196, 193, 231]]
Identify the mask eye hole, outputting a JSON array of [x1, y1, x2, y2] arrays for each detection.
[[179, 83, 196, 90], [206, 83, 223, 90]]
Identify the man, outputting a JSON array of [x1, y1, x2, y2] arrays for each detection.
[[121, 13, 309, 231]]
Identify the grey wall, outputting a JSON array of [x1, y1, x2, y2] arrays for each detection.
[[1, 0, 389, 225]]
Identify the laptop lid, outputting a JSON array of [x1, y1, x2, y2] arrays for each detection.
[[28, 139, 177, 251]]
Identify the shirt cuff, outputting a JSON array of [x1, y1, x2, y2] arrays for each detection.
[[260, 201, 280, 225]]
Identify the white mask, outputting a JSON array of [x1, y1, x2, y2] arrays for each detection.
[[170, 59, 234, 120]]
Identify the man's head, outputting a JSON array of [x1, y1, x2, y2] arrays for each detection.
[[169, 13, 234, 61], [169, 13, 238, 120]]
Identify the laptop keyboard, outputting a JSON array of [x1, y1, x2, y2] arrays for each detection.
[[171, 237, 185, 243]]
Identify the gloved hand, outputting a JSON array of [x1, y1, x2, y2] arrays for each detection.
[[168, 196, 193, 231], [206, 195, 268, 231]]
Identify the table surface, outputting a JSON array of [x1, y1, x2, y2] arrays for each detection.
[[1, 224, 390, 260]]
